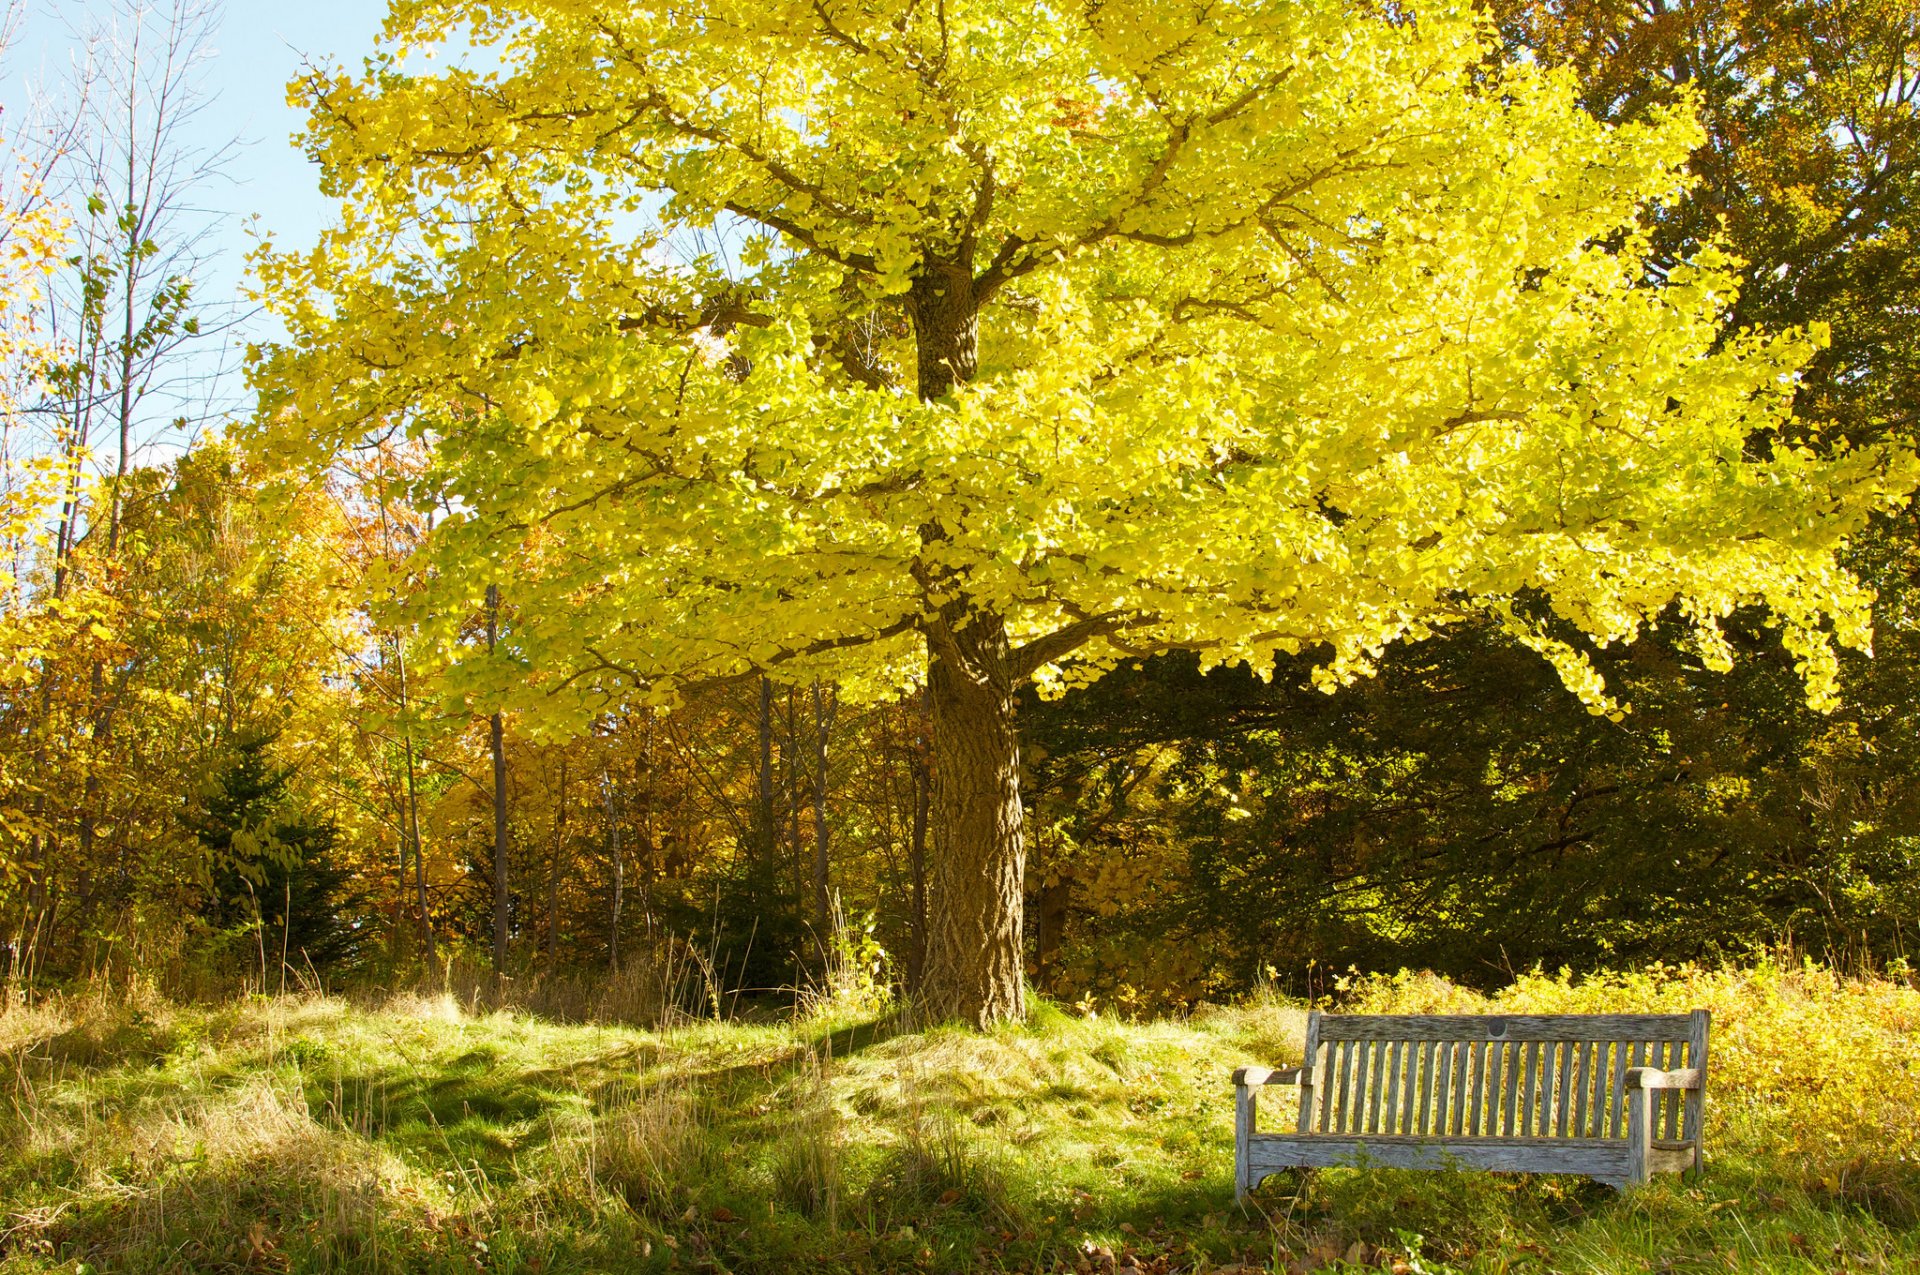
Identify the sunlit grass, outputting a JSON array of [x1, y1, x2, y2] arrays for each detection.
[[0, 964, 1913, 1272]]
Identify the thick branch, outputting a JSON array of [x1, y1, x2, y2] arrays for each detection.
[[1008, 614, 1134, 681]]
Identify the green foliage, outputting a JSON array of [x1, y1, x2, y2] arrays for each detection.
[[1023, 584, 1920, 997], [188, 734, 370, 973]]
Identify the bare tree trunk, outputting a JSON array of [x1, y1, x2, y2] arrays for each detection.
[[396, 641, 433, 965], [546, 755, 567, 968], [754, 677, 776, 867], [785, 686, 803, 893], [486, 583, 510, 979], [810, 681, 835, 938], [603, 765, 623, 970], [906, 689, 931, 994]]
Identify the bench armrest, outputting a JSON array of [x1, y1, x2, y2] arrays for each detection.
[[1234, 1065, 1308, 1087], [1624, 1066, 1702, 1091]]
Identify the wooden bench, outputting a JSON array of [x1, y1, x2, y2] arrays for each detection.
[[1234, 1010, 1708, 1197]]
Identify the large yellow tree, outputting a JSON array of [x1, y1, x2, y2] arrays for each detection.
[[252, 0, 1916, 1024]]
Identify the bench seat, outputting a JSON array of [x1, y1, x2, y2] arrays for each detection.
[[1235, 1010, 1709, 1198], [1247, 1134, 1695, 1185]]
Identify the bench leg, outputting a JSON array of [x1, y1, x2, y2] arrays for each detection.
[[1625, 1087, 1651, 1187], [1234, 1081, 1255, 1203]]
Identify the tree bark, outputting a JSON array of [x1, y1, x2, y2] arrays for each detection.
[[754, 676, 777, 866], [603, 765, 623, 969], [810, 681, 835, 939], [906, 690, 931, 993], [396, 639, 433, 965], [487, 583, 510, 979], [547, 755, 567, 969], [907, 255, 1030, 1026], [920, 610, 1027, 1027]]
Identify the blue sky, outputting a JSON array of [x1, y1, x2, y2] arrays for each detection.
[[4, 0, 394, 424]]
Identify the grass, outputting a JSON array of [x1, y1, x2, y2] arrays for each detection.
[[0, 964, 1913, 1273]]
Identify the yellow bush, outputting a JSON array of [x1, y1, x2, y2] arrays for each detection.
[[1343, 962, 1920, 1212]]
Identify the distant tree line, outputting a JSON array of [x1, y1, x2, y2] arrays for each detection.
[[0, 0, 1913, 1011]]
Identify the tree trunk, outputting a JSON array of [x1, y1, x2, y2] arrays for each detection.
[[810, 681, 835, 939], [906, 256, 1029, 1026], [1035, 871, 1072, 995], [487, 584, 510, 979], [603, 766, 623, 970], [396, 640, 434, 966], [754, 677, 777, 866], [906, 690, 931, 994], [920, 610, 1027, 1027], [547, 755, 567, 968]]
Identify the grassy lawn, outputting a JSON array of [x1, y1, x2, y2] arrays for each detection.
[[0, 965, 1914, 1273]]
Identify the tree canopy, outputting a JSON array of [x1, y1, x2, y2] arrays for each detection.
[[251, 0, 1916, 1022]]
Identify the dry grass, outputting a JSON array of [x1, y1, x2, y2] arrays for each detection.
[[0, 963, 1913, 1272]]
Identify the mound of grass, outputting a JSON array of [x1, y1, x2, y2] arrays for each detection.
[[0, 965, 1912, 1272]]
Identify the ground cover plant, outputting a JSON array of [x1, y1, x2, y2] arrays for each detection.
[[0, 961, 1915, 1274]]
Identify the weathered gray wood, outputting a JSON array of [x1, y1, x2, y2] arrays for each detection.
[[1627, 1041, 1648, 1142], [1244, 1134, 1694, 1181], [1572, 1040, 1592, 1137], [1453, 1040, 1471, 1135], [1500, 1042, 1520, 1135], [1607, 1042, 1628, 1139], [1685, 1009, 1709, 1173], [1465, 1039, 1484, 1135], [1384, 1040, 1403, 1134], [1400, 1040, 1420, 1134], [1625, 1083, 1651, 1185], [1413, 1044, 1428, 1129], [1669, 1041, 1684, 1140], [1235, 1011, 1710, 1196], [1625, 1066, 1701, 1090], [1297, 1011, 1322, 1136], [1554, 1041, 1573, 1137], [1235, 1068, 1255, 1201], [1353, 1038, 1374, 1134], [1520, 1041, 1538, 1135], [1325, 1040, 1344, 1132], [1315, 1014, 1694, 1042]]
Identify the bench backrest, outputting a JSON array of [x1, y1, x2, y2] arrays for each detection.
[[1297, 1011, 1709, 1144]]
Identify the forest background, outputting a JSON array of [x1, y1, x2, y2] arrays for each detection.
[[0, 0, 1917, 1018]]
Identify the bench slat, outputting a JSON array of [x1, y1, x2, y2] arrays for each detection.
[[1570, 1041, 1588, 1137], [1501, 1041, 1520, 1136], [1336, 1044, 1351, 1129], [1245, 1134, 1694, 1181], [1554, 1041, 1574, 1137], [1390, 1044, 1405, 1129], [1400, 1039, 1420, 1134], [1474, 1044, 1489, 1129], [1449, 1040, 1468, 1136], [1375, 1039, 1391, 1132], [1316, 1013, 1694, 1042], [1519, 1041, 1537, 1136]]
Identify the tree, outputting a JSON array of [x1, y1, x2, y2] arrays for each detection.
[[190, 732, 368, 977], [1014, 0, 1920, 1000], [1482, 0, 1920, 446], [253, 0, 1916, 1025]]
